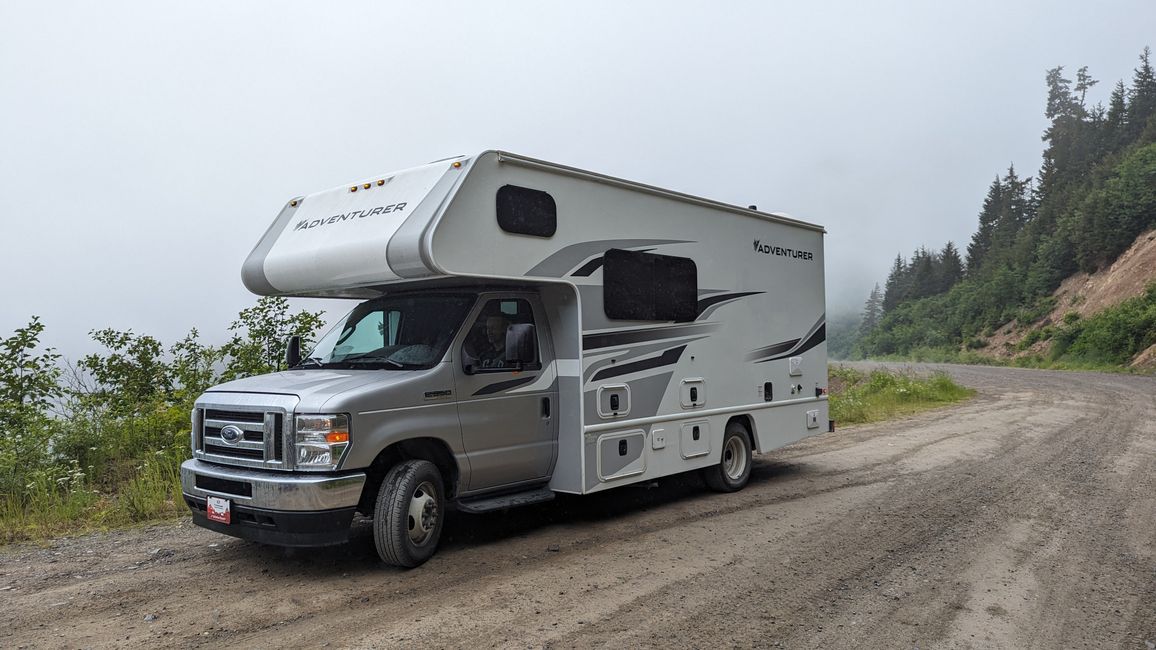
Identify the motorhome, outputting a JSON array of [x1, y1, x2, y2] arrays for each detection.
[[180, 151, 829, 567]]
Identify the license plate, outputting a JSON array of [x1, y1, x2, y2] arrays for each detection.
[[206, 496, 231, 524]]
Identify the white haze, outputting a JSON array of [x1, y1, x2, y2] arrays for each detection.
[[2, 1, 1153, 358]]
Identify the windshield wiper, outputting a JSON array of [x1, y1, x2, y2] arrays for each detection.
[[341, 355, 423, 370], [294, 357, 325, 369]]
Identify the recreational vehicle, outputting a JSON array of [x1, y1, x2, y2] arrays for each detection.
[[180, 151, 829, 567]]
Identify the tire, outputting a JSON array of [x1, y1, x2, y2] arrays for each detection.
[[373, 459, 445, 568], [702, 421, 753, 493]]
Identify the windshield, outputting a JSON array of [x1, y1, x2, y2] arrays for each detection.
[[299, 294, 475, 370]]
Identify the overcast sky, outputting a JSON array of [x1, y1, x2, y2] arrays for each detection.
[[3, 1, 1154, 360]]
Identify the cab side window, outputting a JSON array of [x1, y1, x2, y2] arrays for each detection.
[[462, 299, 540, 372]]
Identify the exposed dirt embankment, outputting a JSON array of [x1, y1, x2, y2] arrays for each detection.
[[1050, 229, 1156, 319], [984, 228, 1156, 361]]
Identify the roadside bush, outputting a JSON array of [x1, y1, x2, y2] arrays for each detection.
[[1056, 284, 1156, 365], [0, 297, 324, 542], [828, 366, 974, 425]]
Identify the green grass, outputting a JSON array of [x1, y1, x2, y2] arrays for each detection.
[[0, 453, 186, 544], [0, 407, 190, 545], [828, 365, 975, 425]]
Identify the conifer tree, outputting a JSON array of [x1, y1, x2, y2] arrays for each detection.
[[882, 254, 907, 313], [1074, 66, 1099, 112], [967, 176, 1003, 273], [859, 284, 883, 336], [938, 242, 964, 292], [1106, 80, 1128, 149], [1126, 47, 1156, 140], [908, 247, 938, 300]]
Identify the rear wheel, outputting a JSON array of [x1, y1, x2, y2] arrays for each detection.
[[703, 421, 752, 492], [374, 459, 444, 568]]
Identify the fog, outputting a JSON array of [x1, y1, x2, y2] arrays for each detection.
[[3, 1, 1153, 358]]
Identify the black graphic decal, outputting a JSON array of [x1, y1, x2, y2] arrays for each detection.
[[472, 375, 536, 396], [695, 291, 763, 319], [591, 345, 687, 381]]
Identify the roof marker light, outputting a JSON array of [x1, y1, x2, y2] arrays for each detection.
[[363, 183, 371, 190], [452, 161, 462, 169], [350, 186, 357, 192], [376, 179, 385, 186], [290, 200, 298, 207]]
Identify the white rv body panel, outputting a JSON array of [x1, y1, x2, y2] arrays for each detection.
[[241, 151, 828, 496]]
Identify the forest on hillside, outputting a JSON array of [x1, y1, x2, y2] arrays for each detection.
[[834, 47, 1156, 365]]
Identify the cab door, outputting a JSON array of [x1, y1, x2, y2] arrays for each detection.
[[455, 295, 557, 491]]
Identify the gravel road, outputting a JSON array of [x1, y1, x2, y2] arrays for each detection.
[[2, 364, 1154, 649]]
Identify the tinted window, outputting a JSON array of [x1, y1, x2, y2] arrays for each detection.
[[462, 298, 541, 372], [603, 248, 698, 322], [496, 185, 557, 237]]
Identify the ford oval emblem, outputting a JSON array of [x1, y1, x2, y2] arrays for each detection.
[[219, 425, 244, 445]]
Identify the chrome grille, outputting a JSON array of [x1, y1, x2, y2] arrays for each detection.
[[193, 395, 297, 470], [197, 408, 285, 466]]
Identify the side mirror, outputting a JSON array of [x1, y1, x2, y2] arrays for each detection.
[[505, 324, 537, 368], [285, 335, 302, 369]]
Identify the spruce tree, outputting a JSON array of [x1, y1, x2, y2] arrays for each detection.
[[882, 254, 907, 313], [967, 176, 1003, 273], [859, 284, 883, 336], [909, 247, 938, 299], [1106, 80, 1128, 150], [1127, 47, 1156, 140], [938, 242, 964, 292], [1074, 66, 1098, 112]]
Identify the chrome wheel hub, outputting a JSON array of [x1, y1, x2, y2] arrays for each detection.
[[723, 435, 748, 481], [407, 480, 439, 546]]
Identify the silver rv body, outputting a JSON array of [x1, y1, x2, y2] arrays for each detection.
[[181, 151, 828, 565]]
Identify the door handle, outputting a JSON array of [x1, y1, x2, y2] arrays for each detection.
[[541, 397, 551, 419]]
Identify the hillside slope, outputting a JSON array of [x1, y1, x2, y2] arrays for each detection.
[[983, 228, 1156, 366], [854, 50, 1156, 366]]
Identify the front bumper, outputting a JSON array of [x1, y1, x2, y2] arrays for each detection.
[[180, 459, 366, 547]]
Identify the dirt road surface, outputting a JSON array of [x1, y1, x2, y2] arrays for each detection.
[[2, 364, 1154, 649]]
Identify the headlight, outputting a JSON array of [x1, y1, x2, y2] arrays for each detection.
[[294, 414, 350, 470]]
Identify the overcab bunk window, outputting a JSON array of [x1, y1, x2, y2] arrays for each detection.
[[496, 185, 557, 237], [603, 248, 698, 322]]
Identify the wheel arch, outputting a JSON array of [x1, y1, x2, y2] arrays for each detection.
[[357, 437, 461, 515], [726, 414, 757, 452]]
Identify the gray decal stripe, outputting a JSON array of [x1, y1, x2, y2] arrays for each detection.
[[472, 375, 536, 396], [745, 339, 800, 361], [526, 239, 688, 277], [746, 313, 826, 362], [583, 336, 709, 382], [583, 323, 718, 350], [754, 324, 826, 363], [590, 345, 686, 381], [695, 291, 763, 319]]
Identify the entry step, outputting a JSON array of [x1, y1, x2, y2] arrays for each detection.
[[455, 486, 555, 514]]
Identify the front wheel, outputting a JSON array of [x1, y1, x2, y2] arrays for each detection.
[[702, 421, 753, 492], [374, 459, 445, 568]]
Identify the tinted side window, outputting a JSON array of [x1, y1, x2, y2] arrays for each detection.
[[462, 298, 542, 372], [603, 249, 698, 322], [496, 185, 557, 237]]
